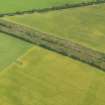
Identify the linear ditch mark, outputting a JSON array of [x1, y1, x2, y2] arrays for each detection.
[[0, 1, 105, 17], [0, 19, 105, 71]]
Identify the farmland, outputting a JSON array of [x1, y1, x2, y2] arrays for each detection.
[[5, 3, 105, 52], [0, 32, 32, 70], [0, 45, 105, 105], [0, 0, 95, 14], [1, 19, 105, 70], [0, 0, 105, 105]]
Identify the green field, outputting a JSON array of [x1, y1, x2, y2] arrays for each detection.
[[5, 3, 105, 52], [0, 32, 32, 70], [0, 0, 94, 14], [0, 0, 105, 105], [0, 45, 105, 105]]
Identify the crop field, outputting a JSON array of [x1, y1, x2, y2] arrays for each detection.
[[0, 32, 32, 70], [0, 45, 105, 105], [0, 0, 94, 14], [0, 0, 105, 105], [5, 3, 105, 52]]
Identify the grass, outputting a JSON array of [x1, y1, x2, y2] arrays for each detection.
[[0, 45, 105, 105], [0, 32, 32, 70], [0, 1, 105, 105], [5, 3, 105, 53], [0, 0, 95, 14]]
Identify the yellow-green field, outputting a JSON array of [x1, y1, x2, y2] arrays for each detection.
[[0, 45, 105, 105], [1, 1, 105, 105], [0, 32, 32, 70], [5, 3, 105, 52]]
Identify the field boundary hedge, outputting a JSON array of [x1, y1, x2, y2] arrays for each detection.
[[0, 19, 105, 71], [0, 0, 105, 17]]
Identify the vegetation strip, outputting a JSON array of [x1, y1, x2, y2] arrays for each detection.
[[0, 19, 105, 71], [0, 1, 105, 17]]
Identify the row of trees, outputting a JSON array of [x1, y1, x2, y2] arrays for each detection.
[[0, 19, 105, 71], [0, 0, 105, 17]]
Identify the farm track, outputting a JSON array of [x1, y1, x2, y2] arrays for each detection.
[[0, 19, 105, 71], [0, 1, 105, 17]]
